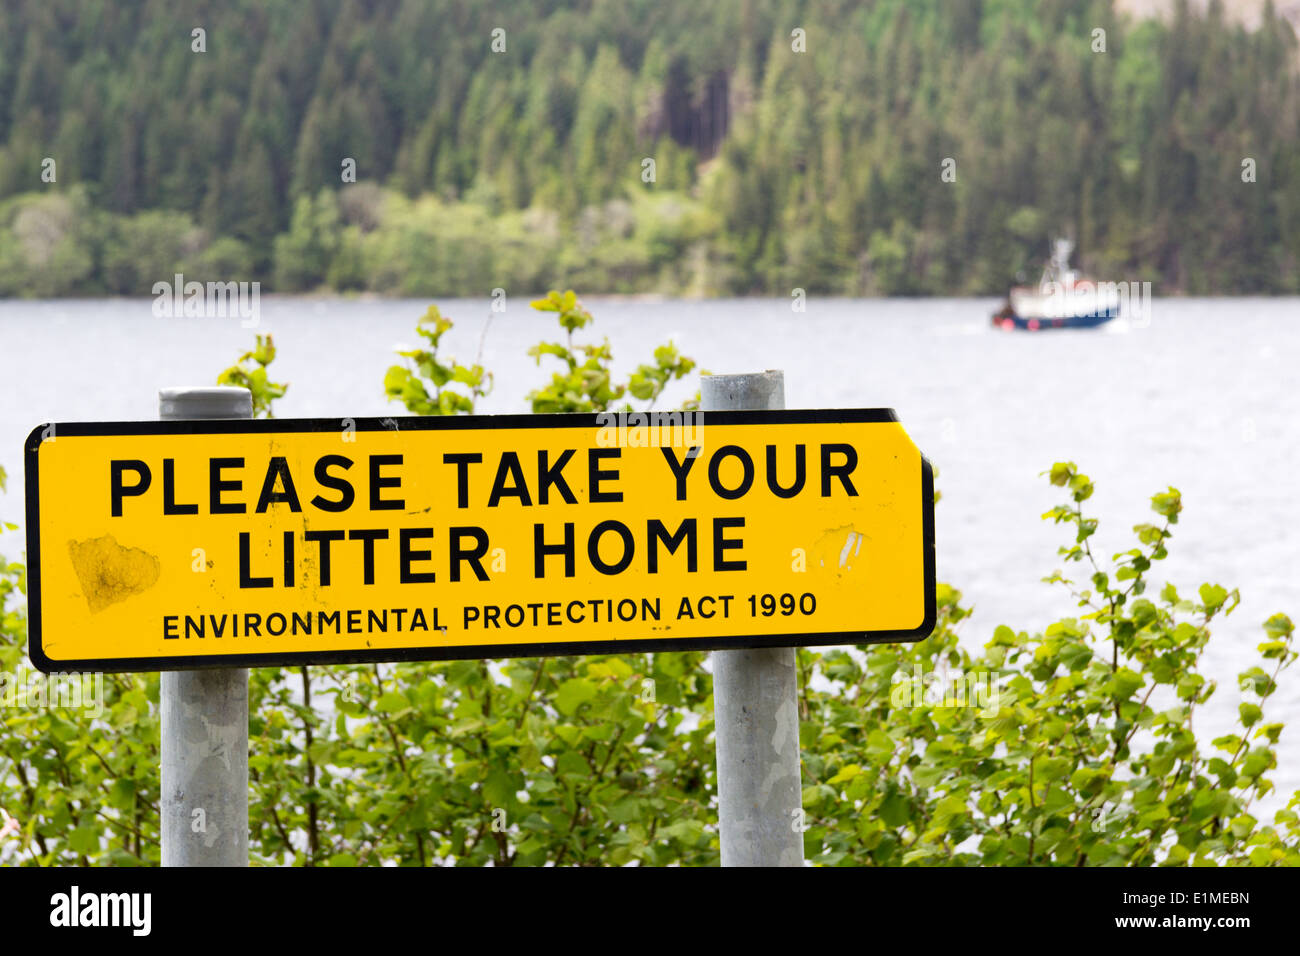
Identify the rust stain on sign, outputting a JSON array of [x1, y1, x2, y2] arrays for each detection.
[[67, 535, 161, 613]]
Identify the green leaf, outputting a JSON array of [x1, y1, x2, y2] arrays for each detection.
[[827, 764, 862, 785], [1199, 584, 1228, 611], [68, 825, 100, 855], [376, 691, 410, 713], [483, 769, 519, 808], [555, 678, 598, 716], [879, 791, 910, 827]]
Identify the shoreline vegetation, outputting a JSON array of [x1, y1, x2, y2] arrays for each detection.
[[1, 1, 1297, 300]]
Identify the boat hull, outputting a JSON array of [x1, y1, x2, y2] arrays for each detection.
[[993, 309, 1118, 331]]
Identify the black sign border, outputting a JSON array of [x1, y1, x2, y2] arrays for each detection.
[[25, 409, 936, 673]]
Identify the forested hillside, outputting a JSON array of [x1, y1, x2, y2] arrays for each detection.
[[0, 0, 1296, 296]]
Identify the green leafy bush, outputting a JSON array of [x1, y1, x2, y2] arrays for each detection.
[[799, 463, 1299, 866], [382, 305, 491, 416], [216, 334, 288, 418], [525, 290, 696, 413]]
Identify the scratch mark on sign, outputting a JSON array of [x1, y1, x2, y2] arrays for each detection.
[[838, 531, 864, 568], [67, 535, 161, 613], [812, 525, 869, 575]]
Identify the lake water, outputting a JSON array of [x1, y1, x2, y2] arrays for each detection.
[[1, 295, 1297, 804]]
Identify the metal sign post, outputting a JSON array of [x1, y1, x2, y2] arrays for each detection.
[[703, 372, 804, 867], [159, 386, 251, 866]]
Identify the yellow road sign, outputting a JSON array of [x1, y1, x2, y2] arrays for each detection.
[[25, 410, 935, 672]]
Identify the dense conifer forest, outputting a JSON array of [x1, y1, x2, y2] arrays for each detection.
[[0, 0, 1296, 296]]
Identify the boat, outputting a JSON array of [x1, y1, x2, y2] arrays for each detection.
[[992, 238, 1119, 331]]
